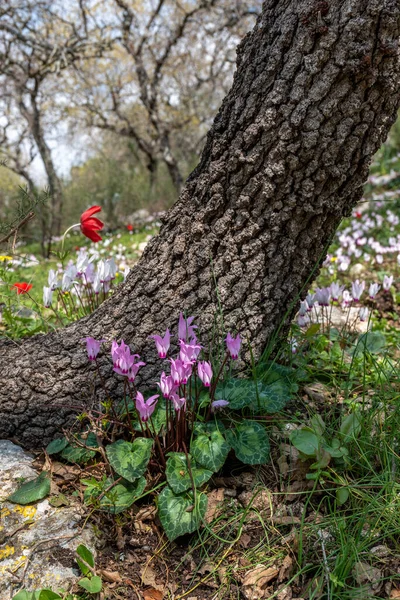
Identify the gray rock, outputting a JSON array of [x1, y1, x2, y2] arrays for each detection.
[[0, 441, 96, 599]]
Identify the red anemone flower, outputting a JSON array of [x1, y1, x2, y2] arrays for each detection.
[[12, 282, 33, 295], [80, 206, 104, 242], [127, 224, 134, 231]]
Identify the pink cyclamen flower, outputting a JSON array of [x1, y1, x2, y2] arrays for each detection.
[[169, 358, 187, 386], [359, 307, 369, 322], [315, 287, 331, 307], [225, 332, 241, 360], [150, 329, 171, 359], [127, 360, 146, 383], [178, 312, 197, 341], [351, 280, 365, 302], [383, 275, 394, 291], [82, 337, 105, 361], [198, 361, 213, 387], [111, 339, 142, 376], [157, 372, 176, 399], [170, 358, 193, 385], [179, 339, 202, 363], [369, 283, 380, 299], [211, 399, 229, 412], [135, 391, 159, 422], [170, 393, 186, 412]]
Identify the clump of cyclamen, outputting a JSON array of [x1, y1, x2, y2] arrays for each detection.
[[297, 276, 396, 328], [83, 312, 239, 423]]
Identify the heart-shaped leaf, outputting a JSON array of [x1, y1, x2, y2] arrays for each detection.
[[166, 453, 213, 494], [225, 421, 270, 465], [290, 428, 320, 456], [60, 433, 98, 464], [215, 378, 257, 410], [8, 471, 51, 505], [106, 438, 153, 482], [190, 428, 230, 472], [254, 379, 289, 413], [46, 437, 69, 455], [215, 377, 289, 414], [100, 476, 146, 514], [78, 575, 102, 593], [158, 486, 208, 541]]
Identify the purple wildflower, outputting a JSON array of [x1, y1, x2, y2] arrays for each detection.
[[150, 329, 171, 359], [157, 372, 176, 399], [178, 313, 197, 342], [82, 337, 105, 361], [135, 391, 159, 422], [198, 361, 213, 387], [170, 393, 186, 412], [225, 332, 241, 360], [211, 399, 229, 412]]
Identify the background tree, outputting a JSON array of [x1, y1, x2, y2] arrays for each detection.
[[66, 0, 260, 195], [0, 0, 111, 251], [0, 0, 399, 447]]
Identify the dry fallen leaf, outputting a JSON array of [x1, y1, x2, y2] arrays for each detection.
[[239, 533, 252, 548], [141, 565, 164, 592], [51, 461, 80, 479], [243, 565, 279, 589], [100, 569, 122, 583], [143, 588, 163, 600], [136, 505, 157, 521], [278, 555, 293, 583], [205, 488, 225, 523], [390, 590, 400, 599]]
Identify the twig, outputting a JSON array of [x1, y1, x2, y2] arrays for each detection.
[[0, 211, 35, 245]]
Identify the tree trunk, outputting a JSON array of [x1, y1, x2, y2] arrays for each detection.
[[1, 0, 399, 447], [21, 90, 64, 238]]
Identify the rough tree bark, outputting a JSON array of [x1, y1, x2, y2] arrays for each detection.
[[1, 0, 399, 447]]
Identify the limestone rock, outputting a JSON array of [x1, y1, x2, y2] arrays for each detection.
[[0, 441, 97, 599]]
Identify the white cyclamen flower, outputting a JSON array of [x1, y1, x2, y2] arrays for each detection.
[[368, 283, 380, 299], [43, 286, 53, 307], [383, 275, 394, 291], [351, 280, 365, 302], [48, 269, 59, 290]]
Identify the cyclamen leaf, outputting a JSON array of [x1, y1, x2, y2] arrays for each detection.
[[190, 429, 230, 473], [225, 421, 270, 465], [106, 438, 153, 482], [46, 437, 69, 455], [166, 453, 213, 494], [60, 432, 98, 464], [254, 379, 290, 413], [8, 471, 51, 505], [215, 378, 257, 410], [99, 476, 146, 514], [158, 486, 208, 541]]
